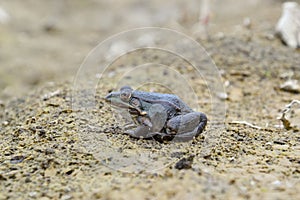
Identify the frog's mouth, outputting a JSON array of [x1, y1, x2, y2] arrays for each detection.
[[104, 92, 133, 109], [104, 92, 147, 115]]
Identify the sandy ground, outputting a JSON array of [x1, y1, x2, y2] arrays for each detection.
[[1, 0, 300, 199]]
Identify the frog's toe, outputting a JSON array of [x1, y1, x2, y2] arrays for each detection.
[[123, 126, 152, 139], [124, 130, 140, 138]]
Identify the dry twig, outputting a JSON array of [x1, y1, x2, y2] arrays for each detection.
[[229, 121, 262, 130], [278, 100, 300, 130]]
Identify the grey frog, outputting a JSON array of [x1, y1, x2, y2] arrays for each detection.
[[105, 86, 207, 141]]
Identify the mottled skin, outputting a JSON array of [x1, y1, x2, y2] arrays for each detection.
[[105, 86, 207, 141]]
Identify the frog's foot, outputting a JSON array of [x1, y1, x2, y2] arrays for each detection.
[[166, 112, 207, 141], [124, 125, 154, 139], [123, 123, 136, 130], [195, 112, 208, 135], [124, 126, 171, 142]]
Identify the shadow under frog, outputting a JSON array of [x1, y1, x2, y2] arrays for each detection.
[[105, 86, 207, 142]]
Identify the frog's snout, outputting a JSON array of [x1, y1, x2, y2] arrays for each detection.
[[104, 93, 113, 102], [104, 92, 129, 108], [104, 91, 119, 102]]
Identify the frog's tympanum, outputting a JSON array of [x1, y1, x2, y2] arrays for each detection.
[[105, 86, 207, 141]]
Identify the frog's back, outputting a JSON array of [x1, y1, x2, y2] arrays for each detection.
[[133, 90, 193, 113]]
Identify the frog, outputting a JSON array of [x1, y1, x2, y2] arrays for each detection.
[[104, 86, 207, 141]]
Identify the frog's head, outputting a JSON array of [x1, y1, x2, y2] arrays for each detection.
[[105, 86, 135, 109]]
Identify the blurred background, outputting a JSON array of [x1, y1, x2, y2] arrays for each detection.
[[0, 0, 294, 101]]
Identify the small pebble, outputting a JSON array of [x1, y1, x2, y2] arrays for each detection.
[[10, 155, 25, 164], [174, 155, 194, 170]]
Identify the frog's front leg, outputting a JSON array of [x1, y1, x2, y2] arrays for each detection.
[[124, 104, 168, 139], [166, 112, 207, 140]]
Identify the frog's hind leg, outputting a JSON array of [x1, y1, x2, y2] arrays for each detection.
[[148, 103, 168, 132], [166, 112, 207, 141], [195, 112, 208, 136]]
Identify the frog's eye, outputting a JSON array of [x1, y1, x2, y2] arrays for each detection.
[[120, 90, 131, 101]]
